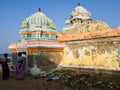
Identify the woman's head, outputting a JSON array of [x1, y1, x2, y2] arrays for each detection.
[[18, 52, 22, 57], [4, 53, 8, 57]]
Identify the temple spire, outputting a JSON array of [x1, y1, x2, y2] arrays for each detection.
[[38, 8, 41, 12], [78, 3, 80, 6]]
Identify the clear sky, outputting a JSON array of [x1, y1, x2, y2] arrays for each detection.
[[0, 0, 120, 54]]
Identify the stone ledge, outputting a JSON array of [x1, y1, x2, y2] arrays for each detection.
[[58, 64, 120, 75]]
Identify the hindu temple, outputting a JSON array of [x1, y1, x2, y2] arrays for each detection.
[[9, 3, 120, 71], [9, 8, 64, 69]]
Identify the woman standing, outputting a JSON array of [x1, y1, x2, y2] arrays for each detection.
[[0, 53, 10, 80], [15, 52, 24, 80]]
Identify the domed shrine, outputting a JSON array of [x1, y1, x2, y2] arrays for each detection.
[[9, 8, 64, 68]]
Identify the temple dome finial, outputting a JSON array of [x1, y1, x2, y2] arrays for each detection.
[[38, 8, 41, 12], [78, 3, 80, 6]]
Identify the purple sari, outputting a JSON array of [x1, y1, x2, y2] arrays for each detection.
[[15, 62, 24, 80]]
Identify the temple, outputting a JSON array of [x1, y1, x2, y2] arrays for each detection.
[[9, 8, 64, 68], [9, 3, 120, 71]]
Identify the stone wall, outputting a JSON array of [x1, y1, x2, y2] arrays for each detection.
[[61, 36, 120, 69]]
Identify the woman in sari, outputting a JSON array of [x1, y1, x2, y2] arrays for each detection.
[[15, 52, 24, 80], [0, 53, 10, 80]]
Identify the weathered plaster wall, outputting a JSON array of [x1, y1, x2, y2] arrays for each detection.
[[61, 36, 120, 69], [28, 51, 63, 68]]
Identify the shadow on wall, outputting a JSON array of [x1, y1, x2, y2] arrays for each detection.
[[28, 52, 63, 71]]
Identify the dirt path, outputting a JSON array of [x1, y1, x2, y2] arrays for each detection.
[[0, 72, 73, 90]]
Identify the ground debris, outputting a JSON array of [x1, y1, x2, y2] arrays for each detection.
[[52, 69, 120, 90]]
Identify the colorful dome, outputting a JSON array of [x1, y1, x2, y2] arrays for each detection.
[[21, 8, 56, 31], [9, 8, 64, 54]]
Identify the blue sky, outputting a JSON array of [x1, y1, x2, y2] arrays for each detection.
[[0, 0, 120, 54]]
